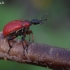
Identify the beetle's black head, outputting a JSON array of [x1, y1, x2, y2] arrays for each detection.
[[30, 13, 49, 25]]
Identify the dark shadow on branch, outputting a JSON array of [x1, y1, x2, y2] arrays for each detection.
[[0, 32, 70, 70]]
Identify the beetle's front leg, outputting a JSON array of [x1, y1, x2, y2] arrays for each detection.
[[30, 30, 34, 42], [26, 30, 34, 42]]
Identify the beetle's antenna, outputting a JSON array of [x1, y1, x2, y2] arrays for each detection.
[[41, 18, 49, 21], [40, 13, 48, 21], [39, 13, 49, 24]]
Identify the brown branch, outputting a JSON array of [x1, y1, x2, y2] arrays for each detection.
[[0, 32, 70, 70]]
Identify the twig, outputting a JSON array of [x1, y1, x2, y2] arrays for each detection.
[[0, 32, 70, 70]]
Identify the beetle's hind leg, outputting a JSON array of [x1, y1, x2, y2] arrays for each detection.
[[7, 38, 12, 54], [7, 36, 17, 54]]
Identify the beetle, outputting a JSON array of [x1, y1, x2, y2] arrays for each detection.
[[3, 13, 48, 53]]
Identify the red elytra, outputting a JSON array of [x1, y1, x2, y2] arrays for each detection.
[[3, 20, 23, 37]]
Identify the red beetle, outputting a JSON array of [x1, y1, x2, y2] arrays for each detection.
[[3, 13, 48, 53]]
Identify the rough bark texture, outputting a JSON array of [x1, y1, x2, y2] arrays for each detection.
[[0, 32, 70, 70]]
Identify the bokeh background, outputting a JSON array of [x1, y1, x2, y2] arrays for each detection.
[[0, 0, 70, 70]]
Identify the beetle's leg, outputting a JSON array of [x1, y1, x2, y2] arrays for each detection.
[[8, 36, 15, 47], [23, 33, 28, 47], [21, 35, 28, 50], [8, 39, 12, 48], [7, 36, 17, 54], [31, 32, 34, 42], [30, 30, 34, 42], [21, 35, 25, 49], [24, 39, 28, 47], [29, 34, 30, 41], [26, 30, 34, 42], [26, 28, 31, 41], [7, 37, 13, 54]]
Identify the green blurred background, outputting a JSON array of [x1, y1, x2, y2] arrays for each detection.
[[0, 0, 70, 70]]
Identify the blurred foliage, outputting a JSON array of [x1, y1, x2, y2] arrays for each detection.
[[31, 0, 52, 9], [0, 0, 70, 70]]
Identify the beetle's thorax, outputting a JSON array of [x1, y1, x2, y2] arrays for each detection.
[[22, 20, 31, 29]]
